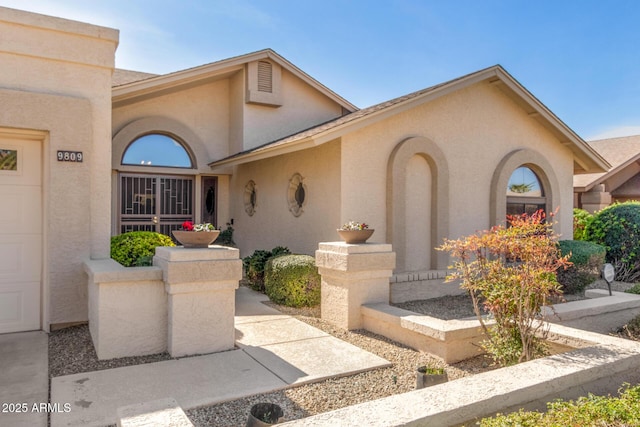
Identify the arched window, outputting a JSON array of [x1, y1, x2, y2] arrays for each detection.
[[122, 134, 193, 168], [506, 166, 546, 216]]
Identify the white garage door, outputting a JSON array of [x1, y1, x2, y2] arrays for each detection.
[[0, 134, 42, 333]]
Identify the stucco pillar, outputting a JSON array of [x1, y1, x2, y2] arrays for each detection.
[[154, 246, 242, 357], [315, 242, 396, 330], [581, 184, 612, 213]]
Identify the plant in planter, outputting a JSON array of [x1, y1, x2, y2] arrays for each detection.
[[172, 221, 220, 248], [416, 365, 448, 389], [110, 231, 175, 266], [338, 220, 375, 243], [246, 402, 284, 426]]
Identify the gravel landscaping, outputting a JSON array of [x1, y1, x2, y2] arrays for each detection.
[[394, 279, 637, 320], [47, 279, 639, 426], [185, 303, 494, 426], [48, 299, 494, 426]]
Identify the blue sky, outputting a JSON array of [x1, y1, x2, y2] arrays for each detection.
[[3, 1, 640, 140]]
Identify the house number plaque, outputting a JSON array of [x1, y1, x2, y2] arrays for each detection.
[[57, 151, 83, 162]]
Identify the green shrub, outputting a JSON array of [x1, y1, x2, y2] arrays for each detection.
[[573, 208, 594, 241], [479, 384, 640, 426], [556, 240, 606, 294], [438, 211, 569, 366], [584, 201, 640, 282], [243, 246, 291, 292], [214, 223, 235, 247], [110, 231, 174, 267], [264, 254, 320, 307], [626, 284, 640, 295]]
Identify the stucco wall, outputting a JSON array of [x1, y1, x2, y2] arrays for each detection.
[[231, 140, 341, 257], [242, 69, 345, 151], [0, 7, 118, 327], [229, 72, 245, 155], [340, 81, 574, 269], [229, 81, 574, 268], [113, 79, 231, 164]]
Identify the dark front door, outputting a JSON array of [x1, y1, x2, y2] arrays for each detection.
[[201, 176, 217, 227], [119, 173, 194, 236]]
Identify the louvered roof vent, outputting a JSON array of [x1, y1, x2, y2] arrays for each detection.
[[257, 61, 273, 93], [246, 59, 282, 106]]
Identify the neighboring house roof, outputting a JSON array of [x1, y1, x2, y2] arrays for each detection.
[[111, 48, 357, 111], [208, 65, 610, 175], [113, 69, 158, 86], [574, 134, 640, 192]]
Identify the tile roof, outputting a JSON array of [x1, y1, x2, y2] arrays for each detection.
[[112, 69, 158, 87], [111, 49, 357, 112], [574, 134, 640, 189], [211, 66, 493, 164]]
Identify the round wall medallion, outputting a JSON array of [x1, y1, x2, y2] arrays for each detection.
[[288, 173, 306, 217], [244, 180, 257, 216]]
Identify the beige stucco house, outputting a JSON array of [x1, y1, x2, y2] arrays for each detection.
[[0, 7, 609, 333], [574, 135, 640, 212]]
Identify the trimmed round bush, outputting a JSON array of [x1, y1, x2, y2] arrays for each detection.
[[243, 246, 291, 292], [264, 254, 320, 307], [572, 208, 593, 241], [110, 231, 174, 267], [584, 201, 640, 282], [556, 240, 606, 294]]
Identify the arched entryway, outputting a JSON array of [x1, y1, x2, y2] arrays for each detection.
[[387, 136, 449, 272], [404, 154, 432, 271], [119, 134, 196, 235], [112, 117, 215, 238]]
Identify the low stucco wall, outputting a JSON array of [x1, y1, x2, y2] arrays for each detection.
[[544, 289, 640, 333], [281, 324, 640, 426], [85, 259, 166, 360], [363, 290, 640, 364], [84, 246, 242, 359], [389, 270, 462, 303], [362, 303, 486, 363]]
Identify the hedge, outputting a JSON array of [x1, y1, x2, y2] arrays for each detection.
[[243, 246, 290, 292], [480, 384, 640, 426], [573, 208, 594, 241], [264, 254, 320, 307], [584, 201, 640, 282], [110, 231, 174, 267], [556, 240, 606, 294]]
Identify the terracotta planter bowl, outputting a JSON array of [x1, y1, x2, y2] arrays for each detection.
[[337, 229, 375, 244], [172, 230, 220, 248]]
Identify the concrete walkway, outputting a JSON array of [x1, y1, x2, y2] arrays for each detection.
[[0, 331, 49, 427], [49, 287, 391, 427]]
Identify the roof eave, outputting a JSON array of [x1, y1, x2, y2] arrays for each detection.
[[209, 138, 316, 169], [490, 68, 610, 174], [112, 49, 357, 112], [209, 65, 612, 172], [576, 152, 640, 192]]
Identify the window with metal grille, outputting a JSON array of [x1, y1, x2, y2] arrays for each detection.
[[119, 173, 194, 236], [257, 61, 273, 93]]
